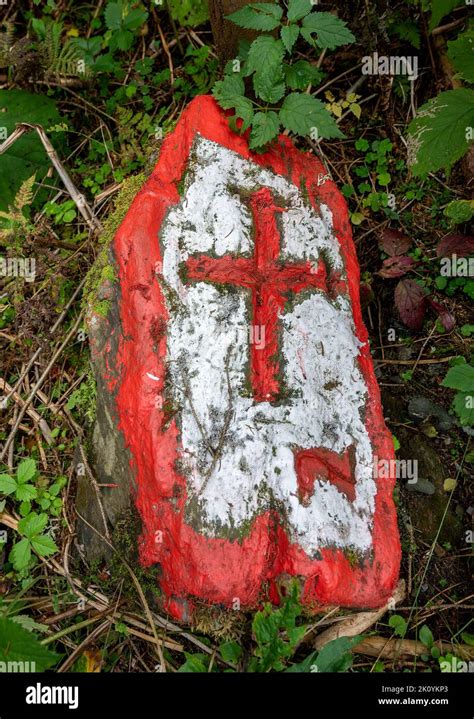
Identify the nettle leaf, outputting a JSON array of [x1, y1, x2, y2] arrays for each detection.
[[287, 0, 312, 23], [279, 93, 344, 139], [301, 12, 355, 50], [281, 25, 300, 54], [408, 89, 474, 176], [429, 0, 464, 32], [226, 3, 283, 31], [0, 474, 17, 495], [283, 61, 324, 90], [253, 69, 286, 103], [233, 97, 255, 131], [442, 364, 474, 392], [17, 458, 36, 484], [379, 228, 412, 256], [394, 279, 427, 330], [246, 36, 285, 77], [18, 512, 48, 539], [213, 74, 245, 108], [447, 24, 474, 85], [454, 392, 474, 426], [249, 111, 280, 149], [9, 538, 31, 571], [0, 616, 59, 670]]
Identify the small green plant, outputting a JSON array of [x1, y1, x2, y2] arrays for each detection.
[[213, 1, 354, 150], [441, 359, 474, 426], [43, 199, 77, 225], [0, 459, 38, 503], [9, 512, 58, 572]]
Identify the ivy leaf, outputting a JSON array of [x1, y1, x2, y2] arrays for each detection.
[[301, 12, 355, 50], [17, 458, 36, 484], [279, 93, 344, 138], [408, 89, 474, 176], [30, 534, 58, 558], [281, 25, 300, 54], [442, 365, 474, 392], [0, 474, 17, 495], [287, 0, 312, 23], [246, 36, 285, 77], [447, 25, 474, 84], [9, 538, 31, 571], [394, 279, 427, 330], [453, 392, 474, 426], [226, 3, 283, 31], [18, 512, 48, 539], [249, 111, 280, 150], [283, 61, 324, 90], [0, 616, 59, 670]]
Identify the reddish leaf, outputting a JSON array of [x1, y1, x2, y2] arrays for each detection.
[[379, 228, 412, 256], [379, 255, 415, 278], [395, 279, 427, 330], [427, 298, 456, 332], [436, 233, 474, 257]]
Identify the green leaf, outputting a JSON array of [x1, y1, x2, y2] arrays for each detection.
[[177, 652, 209, 672], [419, 625, 434, 649], [122, 7, 148, 31], [104, 1, 123, 30], [390, 20, 421, 49], [281, 25, 300, 54], [10, 615, 48, 634], [220, 640, 242, 664], [0, 616, 59, 670], [408, 89, 474, 176], [17, 458, 36, 484], [246, 36, 285, 76], [445, 199, 474, 224], [226, 3, 283, 31], [279, 92, 344, 138], [447, 24, 474, 84], [287, 0, 312, 23], [301, 12, 355, 50], [442, 364, 474, 391], [253, 70, 285, 103], [0, 474, 17, 495], [249, 111, 280, 149], [15, 484, 38, 502], [453, 391, 474, 426], [9, 538, 31, 571], [18, 512, 48, 539], [212, 74, 245, 107], [388, 614, 407, 637], [461, 632, 474, 646], [30, 534, 58, 558], [283, 61, 324, 90], [429, 0, 464, 32], [313, 635, 361, 672], [0, 90, 64, 211], [167, 0, 208, 27]]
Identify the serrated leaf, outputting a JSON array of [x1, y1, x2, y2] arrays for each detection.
[[0, 90, 64, 211], [30, 534, 58, 558], [104, 1, 122, 30], [444, 200, 474, 224], [447, 25, 474, 84], [17, 458, 36, 484], [391, 20, 421, 49], [15, 484, 37, 502], [442, 364, 474, 392], [249, 111, 280, 149], [283, 61, 324, 90], [436, 233, 474, 257], [226, 3, 283, 31], [0, 616, 59, 670], [281, 25, 300, 53], [302, 12, 355, 50], [408, 89, 474, 176], [454, 391, 474, 425], [246, 36, 284, 76], [0, 474, 17, 495], [379, 228, 412, 256], [279, 93, 344, 138], [233, 97, 255, 131], [253, 69, 285, 103], [178, 652, 209, 672], [18, 512, 48, 539], [287, 0, 312, 23], [220, 640, 242, 664], [394, 279, 427, 330], [9, 538, 31, 571], [429, 0, 464, 32]]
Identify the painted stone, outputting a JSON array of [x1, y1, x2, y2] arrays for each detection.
[[88, 95, 400, 619]]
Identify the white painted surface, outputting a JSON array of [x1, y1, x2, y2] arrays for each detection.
[[160, 137, 375, 554]]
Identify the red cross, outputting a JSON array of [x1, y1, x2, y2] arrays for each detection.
[[184, 188, 328, 402]]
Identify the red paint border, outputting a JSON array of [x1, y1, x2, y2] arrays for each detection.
[[109, 96, 400, 618]]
